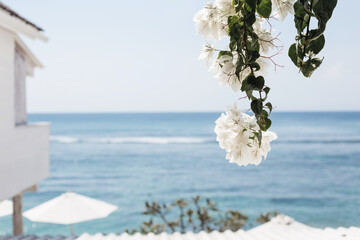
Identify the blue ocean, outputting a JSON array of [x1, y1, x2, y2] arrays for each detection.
[[1, 112, 359, 235]]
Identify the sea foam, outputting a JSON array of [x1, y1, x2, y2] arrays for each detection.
[[50, 136, 80, 143], [50, 136, 213, 144]]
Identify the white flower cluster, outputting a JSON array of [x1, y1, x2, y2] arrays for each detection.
[[214, 104, 278, 166], [194, 0, 294, 92], [193, 0, 235, 41], [253, 18, 276, 54], [209, 52, 269, 92], [272, 0, 295, 21]]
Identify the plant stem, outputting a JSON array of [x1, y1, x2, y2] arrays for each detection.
[[302, 0, 314, 59]]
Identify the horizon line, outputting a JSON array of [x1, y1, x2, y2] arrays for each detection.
[[27, 110, 360, 114]]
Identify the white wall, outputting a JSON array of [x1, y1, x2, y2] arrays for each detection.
[[14, 48, 27, 125], [0, 26, 49, 201], [0, 124, 50, 201], [0, 26, 15, 131]]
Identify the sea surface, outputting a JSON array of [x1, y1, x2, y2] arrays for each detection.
[[0, 112, 360, 235]]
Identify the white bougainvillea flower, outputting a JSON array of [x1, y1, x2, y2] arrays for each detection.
[[256, 29, 276, 53], [256, 57, 270, 76], [199, 44, 215, 65], [253, 16, 265, 32], [211, 54, 241, 92], [193, 1, 235, 41], [272, 0, 295, 21], [211, 54, 270, 92], [215, 0, 236, 16], [214, 104, 278, 166], [253, 15, 279, 54], [193, 3, 224, 41]]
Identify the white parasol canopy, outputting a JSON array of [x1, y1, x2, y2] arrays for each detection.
[[23, 192, 118, 233], [0, 200, 13, 217]]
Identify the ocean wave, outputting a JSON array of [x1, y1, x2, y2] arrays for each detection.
[[50, 135, 360, 145], [95, 137, 212, 144], [276, 139, 360, 144], [50, 136, 214, 144], [50, 136, 80, 143]]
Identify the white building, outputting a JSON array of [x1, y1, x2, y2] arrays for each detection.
[[75, 215, 360, 240], [0, 2, 49, 235]]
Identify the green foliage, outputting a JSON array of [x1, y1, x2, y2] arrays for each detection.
[[227, 0, 278, 144], [247, 76, 265, 91], [125, 196, 277, 234], [251, 99, 263, 115], [288, 43, 298, 66], [226, 0, 336, 144], [257, 0, 272, 18], [289, 0, 337, 77], [197, 0, 336, 150], [255, 211, 279, 224]]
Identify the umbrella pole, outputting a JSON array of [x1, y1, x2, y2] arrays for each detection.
[[70, 224, 74, 235], [12, 193, 24, 236]]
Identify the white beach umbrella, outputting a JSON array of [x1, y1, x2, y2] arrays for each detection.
[[0, 200, 13, 217], [23, 192, 118, 234]]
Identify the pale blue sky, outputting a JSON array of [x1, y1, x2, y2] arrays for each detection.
[[4, 0, 360, 112]]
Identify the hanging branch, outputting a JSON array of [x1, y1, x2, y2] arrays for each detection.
[[194, 0, 337, 166], [289, 0, 337, 77]]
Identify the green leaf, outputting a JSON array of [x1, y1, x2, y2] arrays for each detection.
[[307, 0, 337, 40], [307, 34, 325, 54], [218, 51, 233, 58], [257, 119, 265, 131], [258, 117, 272, 131], [257, 115, 272, 131], [241, 78, 249, 92], [241, 77, 255, 100], [265, 118, 272, 129], [250, 62, 260, 71], [294, 1, 307, 32], [251, 99, 263, 114], [265, 102, 273, 113], [288, 43, 299, 67], [247, 76, 264, 90], [244, 13, 256, 26], [307, 21, 326, 40], [228, 21, 242, 40], [246, 89, 253, 100], [313, 0, 337, 20], [301, 57, 323, 77], [253, 130, 262, 145], [234, 0, 242, 12], [228, 15, 240, 28], [245, 0, 256, 11], [263, 87, 270, 94], [261, 110, 269, 118], [257, 0, 272, 18], [258, 130, 262, 145], [249, 50, 260, 62], [229, 37, 237, 51]]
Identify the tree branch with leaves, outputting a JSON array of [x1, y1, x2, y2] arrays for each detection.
[[124, 196, 276, 234]]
